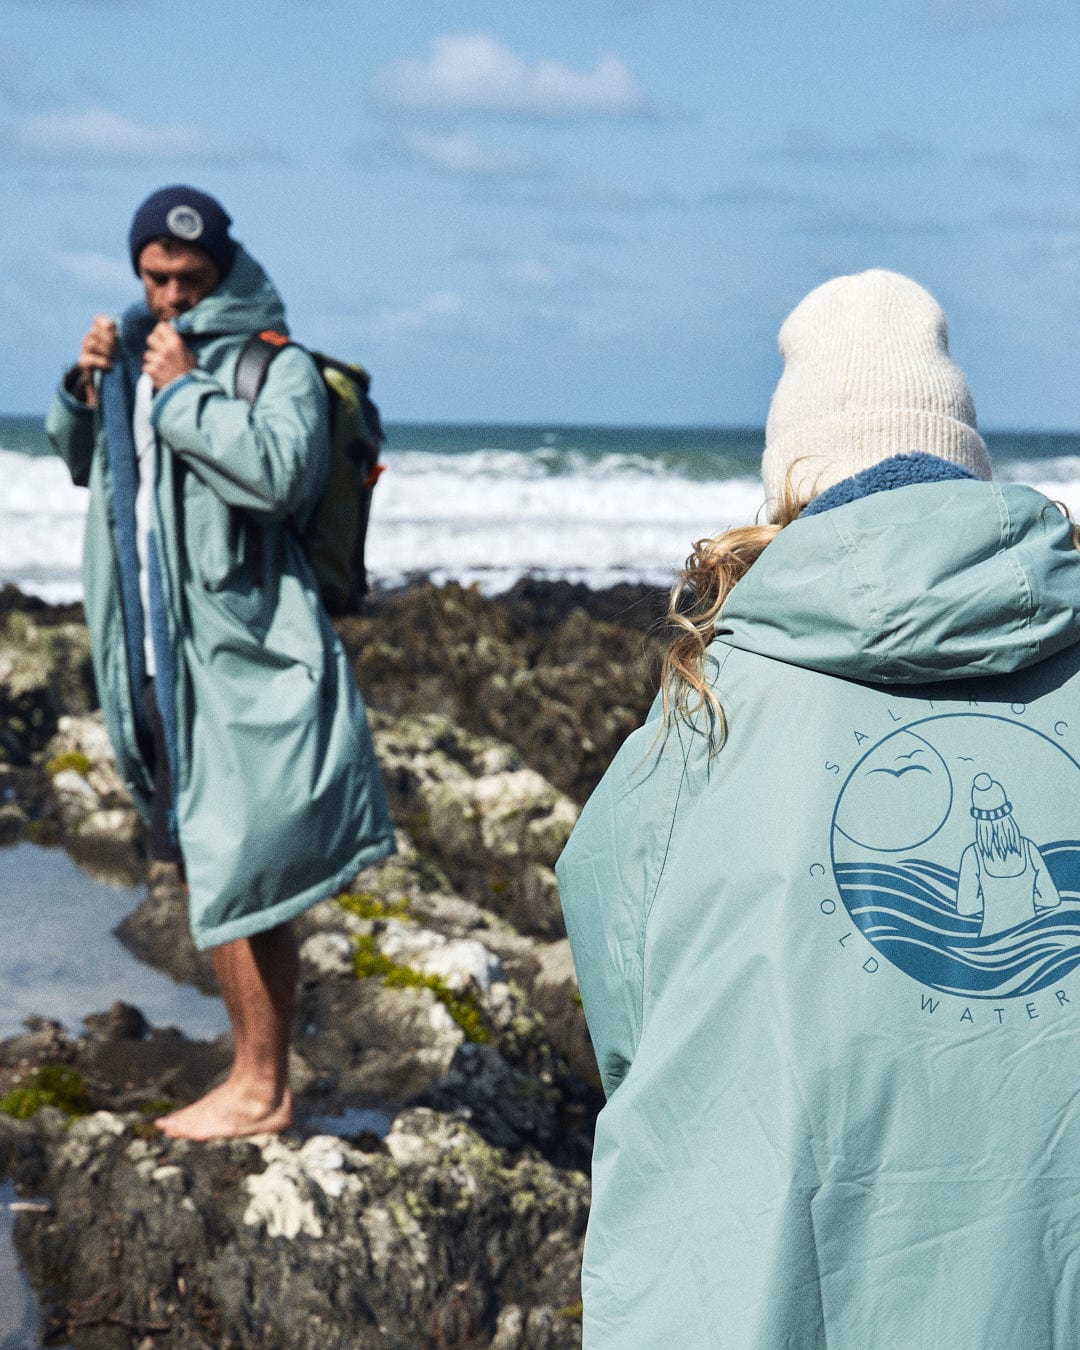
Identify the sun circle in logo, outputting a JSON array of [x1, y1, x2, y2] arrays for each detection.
[[166, 205, 204, 241], [830, 714, 1080, 999]]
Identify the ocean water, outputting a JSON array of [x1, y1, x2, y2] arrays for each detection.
[[0, 842, 227, 1042], [0, 1180, 46, 1350], [5, 414, 1077, 603], [0, 842, 228, 1350]]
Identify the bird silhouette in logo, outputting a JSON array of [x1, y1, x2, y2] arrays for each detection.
[[868, 750, 932, 780]]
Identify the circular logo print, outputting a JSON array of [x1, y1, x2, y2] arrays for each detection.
[[166, 205, 204, 241], [831, 714, 1080, 999]]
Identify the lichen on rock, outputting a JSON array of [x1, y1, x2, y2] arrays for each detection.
[[372, 712, 579, 938], [3, 1099, 588, 1347]]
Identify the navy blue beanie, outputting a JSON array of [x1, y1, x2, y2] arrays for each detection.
[[129, 185, 235, 279]]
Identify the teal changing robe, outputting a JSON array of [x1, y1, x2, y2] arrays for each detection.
[[47, 246, 395, 948], [558, 479, 1080, 1348]]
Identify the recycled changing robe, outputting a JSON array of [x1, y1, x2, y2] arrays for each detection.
[[46, 247, 395, 948], [557, 479, 1080, 1348]]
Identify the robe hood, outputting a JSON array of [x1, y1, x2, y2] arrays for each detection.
[[716, 479, 1080, 685], [117, 246, 287, 354]]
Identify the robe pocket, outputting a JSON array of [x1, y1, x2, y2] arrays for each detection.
[[183, 482, 271, 636]]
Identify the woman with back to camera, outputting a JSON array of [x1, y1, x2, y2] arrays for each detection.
[[556, 269, 1080, 1348]]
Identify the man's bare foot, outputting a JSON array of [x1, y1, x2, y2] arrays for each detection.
[[155, 1080, 293, 1141]]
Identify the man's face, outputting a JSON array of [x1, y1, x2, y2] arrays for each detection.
[[137, 240, 221, 322]]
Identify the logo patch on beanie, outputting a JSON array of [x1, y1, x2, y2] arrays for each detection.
[[165, 205, 204, 241]]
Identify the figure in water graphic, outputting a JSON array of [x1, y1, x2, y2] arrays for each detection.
[[956, 774, 1061, 937]]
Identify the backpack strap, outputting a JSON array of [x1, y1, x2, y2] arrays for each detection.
[[234, 329, 292, 404]]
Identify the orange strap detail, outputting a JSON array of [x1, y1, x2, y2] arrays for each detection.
[[364, 463, 386, 491], [258, 329, 291, 347]]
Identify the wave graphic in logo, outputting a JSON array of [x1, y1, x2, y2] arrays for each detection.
[[837, 846, 1080, 998]]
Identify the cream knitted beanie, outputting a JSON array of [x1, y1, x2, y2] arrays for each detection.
[[762, 269, 991, 518]]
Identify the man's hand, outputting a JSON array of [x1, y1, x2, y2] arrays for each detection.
[[75, 315, 117, 409], [143, 322, 196, 391]]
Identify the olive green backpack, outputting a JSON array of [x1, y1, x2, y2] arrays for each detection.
[[234, 329, 385, 614]]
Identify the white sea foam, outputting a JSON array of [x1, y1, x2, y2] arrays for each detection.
[[1000, 459, 1080, 510], [368, 449, 766, 588], [0, 446, 767, 602], [0, 450, 90, 601], [4, 443, 1080, 604]]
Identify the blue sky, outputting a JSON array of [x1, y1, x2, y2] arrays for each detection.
[[2, 0, 1079, 428]]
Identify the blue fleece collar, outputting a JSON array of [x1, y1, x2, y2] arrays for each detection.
[[800, 452, 980, 517]]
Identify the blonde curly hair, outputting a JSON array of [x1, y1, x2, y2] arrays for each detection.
[[658, 482, 805, 746], [660, 486, 1080, 749]]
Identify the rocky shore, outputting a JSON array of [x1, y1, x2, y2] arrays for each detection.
[[0, 579, 668, 1348]]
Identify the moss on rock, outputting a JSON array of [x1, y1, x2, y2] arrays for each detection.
[[352, 934, 490, 1044], [337, 890, 410, 922], [45, 749, 93, 778], [0, 1064, 92, 1121]]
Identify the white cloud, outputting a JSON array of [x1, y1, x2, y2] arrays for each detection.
[[45, 249, 133, 296], [497, 257, 557, 288], [371, 34, 649, 119], [13, 107, 242, 161], [396, 131, 540, 177], [369, 290, 466, 341]]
